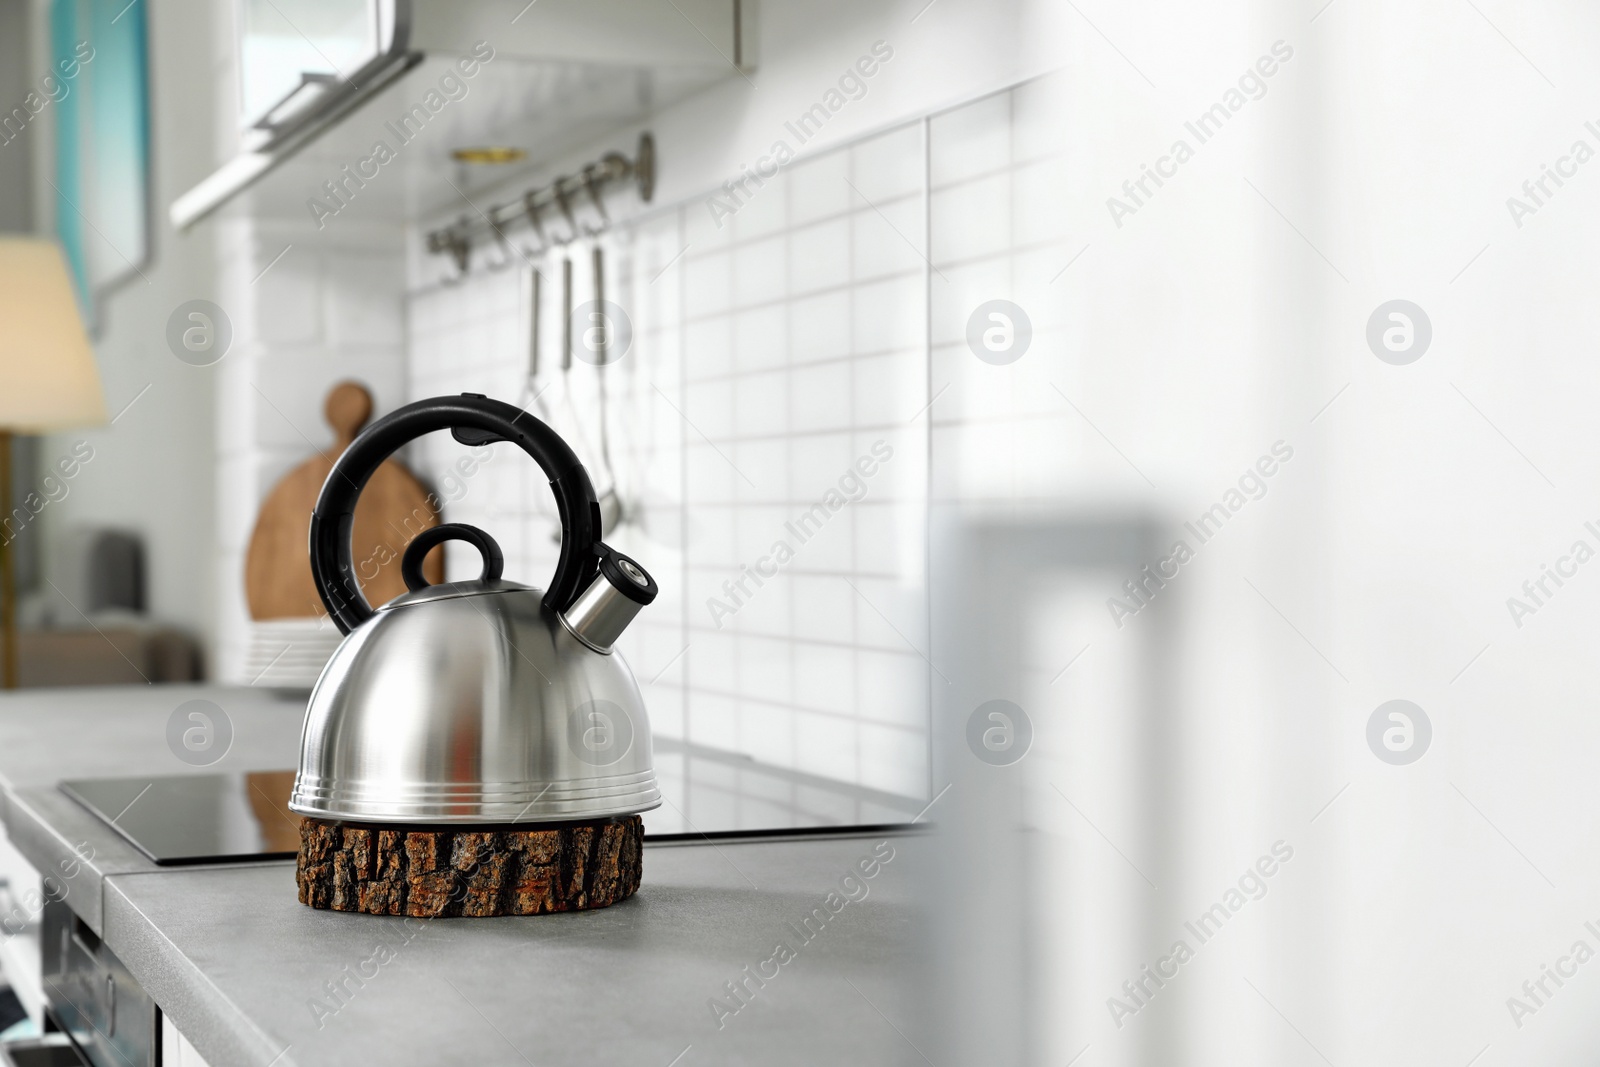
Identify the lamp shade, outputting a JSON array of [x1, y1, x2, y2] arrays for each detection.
[[0, 239, 106, 432]]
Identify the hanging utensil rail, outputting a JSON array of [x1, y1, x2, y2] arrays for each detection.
[[425, 133, 655, 275]]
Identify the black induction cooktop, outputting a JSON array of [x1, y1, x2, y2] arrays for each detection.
[[59, 772, 301, 866]]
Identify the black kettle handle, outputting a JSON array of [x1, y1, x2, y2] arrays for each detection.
[[309, 393, 601, 635]]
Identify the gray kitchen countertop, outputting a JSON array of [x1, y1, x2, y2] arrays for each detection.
[[0, 686, 927, 1066], [0, 684, 305, 935]]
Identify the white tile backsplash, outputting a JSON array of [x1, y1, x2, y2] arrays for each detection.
[[788, 150, 853, 225], [732, 305, 788, 371], [324, 253, 406, 349], [850, 123, 924, 203], [684, 441, 735, 504], [730, 172, 789, 242], [684, 250, 733, 318], [851, 195, 925, 281], [791, 575, 855, 643], [852, 274, 923, 355], [743, 703, 795, 769], [730, 439, 789, 504], [788, 433, 857, 500], [794, 708, 856, 779], [688, 691, 738, 750], [732, 370, 789, 438], [853, 350, 922, 426], [733, 236, 788, 306], [789, 362, 852, 434], [930, 90, 1013, 188], [857, 649, 926, 729], [215, 222, 409, 684], [395, 82, 1066, 799], [853, 502, 911, 577], [788, 217, 851, 295], [683, 378, 736, 440], [250, 262, 322, 346], [789, 291, 852, 363], [931, 173, 1014, 264]]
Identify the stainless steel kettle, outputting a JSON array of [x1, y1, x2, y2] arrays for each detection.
[[287, 393, 662, 825]]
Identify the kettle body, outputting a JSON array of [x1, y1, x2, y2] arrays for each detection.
[[288, 394, 661, 825]]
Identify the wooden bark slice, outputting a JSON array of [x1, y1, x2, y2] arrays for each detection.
[[296, 816, 644, 917]]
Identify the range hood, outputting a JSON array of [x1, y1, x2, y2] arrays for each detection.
[[172, 0, 748, 230]]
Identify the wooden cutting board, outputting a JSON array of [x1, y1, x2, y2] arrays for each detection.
[[245, 382, 443, 620]]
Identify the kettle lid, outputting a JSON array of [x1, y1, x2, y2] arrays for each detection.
[[380, 576, 533, 610]]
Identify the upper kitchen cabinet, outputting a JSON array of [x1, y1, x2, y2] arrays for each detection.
[[237, 0, 393, 139], [172, 0, 752, 230]]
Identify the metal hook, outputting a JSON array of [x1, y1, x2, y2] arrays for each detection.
[[580, 165, 610, 227], [522, 190, 547, 253], [632, 132, 655, 202], [552, 179, 581, 243], [427, 228, 472, 282], [486, 205, 515, 271], [447, 234, 471, 282]]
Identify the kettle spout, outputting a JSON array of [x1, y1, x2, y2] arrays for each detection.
[[559, 545, 657, 653]]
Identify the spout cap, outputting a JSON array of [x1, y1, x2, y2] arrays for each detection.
[[560, 544, 656, 652]]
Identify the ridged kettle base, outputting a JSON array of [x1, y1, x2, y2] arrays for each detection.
[[288, 770, 662, 825]]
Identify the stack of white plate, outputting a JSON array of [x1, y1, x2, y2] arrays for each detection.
[[243, 618, 345, 689]]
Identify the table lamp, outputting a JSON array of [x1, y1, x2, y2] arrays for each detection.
[[0, 239, 107, 688]]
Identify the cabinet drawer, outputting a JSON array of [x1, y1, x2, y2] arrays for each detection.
[[40, 903, 155, 1067]]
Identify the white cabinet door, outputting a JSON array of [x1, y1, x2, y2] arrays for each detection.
[[160, 1014, 217, 1067], [0, 826, 46, 1027]]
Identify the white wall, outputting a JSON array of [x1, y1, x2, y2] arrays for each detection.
[[28, 0, 221, 664], [42, 0, 1600, 1061]]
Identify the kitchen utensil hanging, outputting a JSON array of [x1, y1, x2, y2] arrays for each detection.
[[561, 255, 574, 374], [520, 266, 549, 416], [426, 133, 654, 278], [538, 252, 600, 537], [518, 264, 563, 541], [591, 242, 629, 537]]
